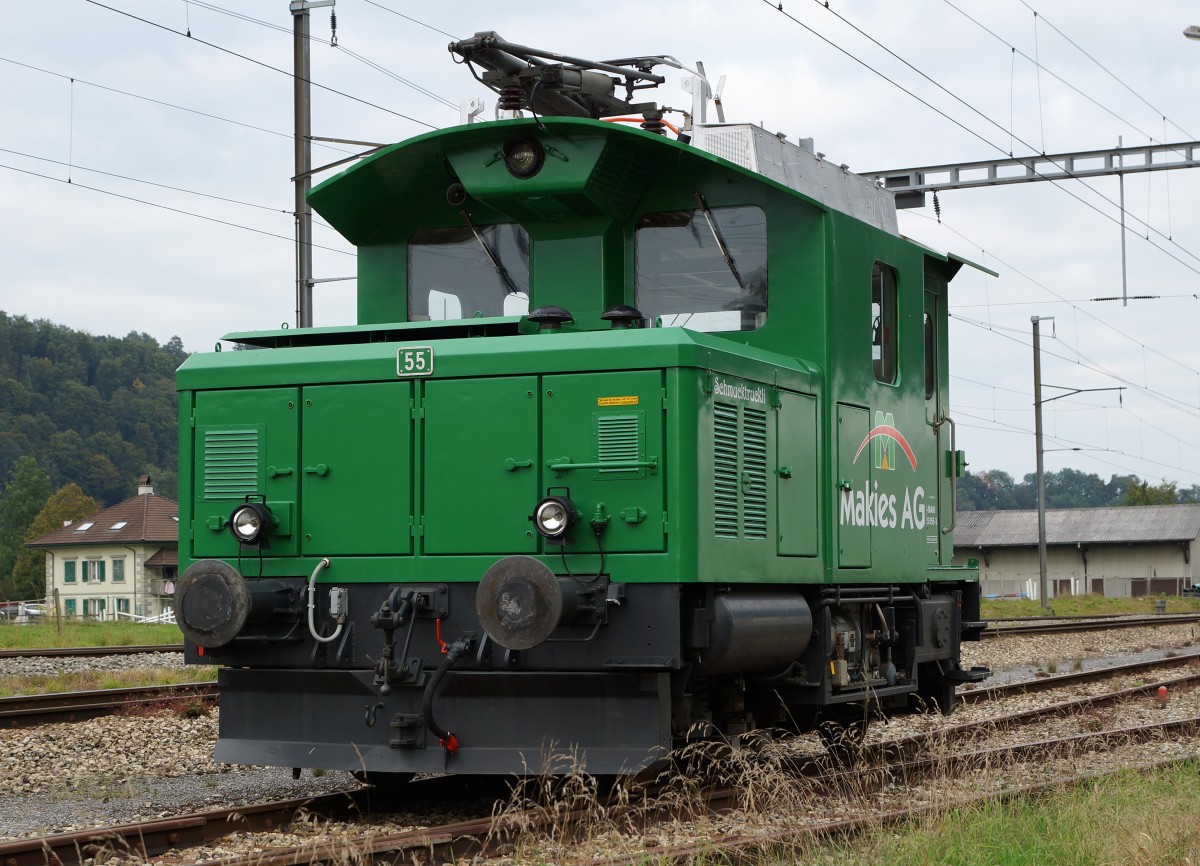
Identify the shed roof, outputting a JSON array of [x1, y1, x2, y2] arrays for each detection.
[[25, 493, 178, 549], [955, 504, 1200, 547], [143, 547, 178, 567]]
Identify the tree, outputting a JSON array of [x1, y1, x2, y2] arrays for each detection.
[[1124, 477, 1179, 506], [9, 484, 99, 600], [0, 456, 51, 598]]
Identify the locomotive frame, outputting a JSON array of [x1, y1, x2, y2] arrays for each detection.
[[174, 35, 989, 779]]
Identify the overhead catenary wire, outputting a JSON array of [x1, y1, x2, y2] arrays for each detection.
[[360, 0, 458, 41], [0, 55, 357, 156], [0, 161, 355, 256], [183, 0, 460, 110], [1, 146, 291, 214], [82, 0, 438, 131], [909, 210, 1200, 383], [760, 0, 1200, 275]]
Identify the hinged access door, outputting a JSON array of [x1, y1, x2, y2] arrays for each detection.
[[300, 382, 413, 556], [777, 391, 818, 557], [542, 371, 665, 552], [836, 402, 871, 568], [423, 376, 539, 554], [192, 387, 299, 559]]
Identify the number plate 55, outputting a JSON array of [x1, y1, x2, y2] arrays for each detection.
[[396, 346, 434, 377]]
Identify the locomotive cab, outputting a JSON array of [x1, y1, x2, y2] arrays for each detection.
[[175, 35, 989, 778]]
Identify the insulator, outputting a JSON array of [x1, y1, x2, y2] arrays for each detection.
[[640, 114, 667, 135], [933, 191, 942, 223], [498, 84, 526, 112]]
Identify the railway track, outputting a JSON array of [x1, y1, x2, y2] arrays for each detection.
[[0, 610, 1194, 659], [0, 682, 216, 726], [0, 610, 1195, 660], [3, 662, 1196, 866], [981, 612, 1200, 637], [1, 647, 1195, 729], [0, 643, 183, 660]]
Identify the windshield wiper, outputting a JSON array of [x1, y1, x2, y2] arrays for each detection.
[[460, 210, 521, 296], [693, 191, 745, 292]]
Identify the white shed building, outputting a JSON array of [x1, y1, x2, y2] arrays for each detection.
[[952, 504, 1200, 600]]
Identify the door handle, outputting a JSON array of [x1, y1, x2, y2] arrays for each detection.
[[304, 463, 330, 477], [504, 459, 533, 471]]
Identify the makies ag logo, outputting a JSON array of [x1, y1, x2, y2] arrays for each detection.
[[853, 411, 918, 471]]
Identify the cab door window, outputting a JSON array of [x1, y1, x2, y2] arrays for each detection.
[[871, 263, 898, 384]]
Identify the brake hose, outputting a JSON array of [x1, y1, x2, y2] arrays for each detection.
[[422, 635, 472, 753]]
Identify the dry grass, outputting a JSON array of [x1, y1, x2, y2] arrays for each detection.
[[0, 665, 216, 697]]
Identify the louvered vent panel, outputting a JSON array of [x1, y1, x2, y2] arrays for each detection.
[[204, 429, 259, 500], [713, 403, 740, 538], [742, 408, 768, 539], [597, 414, 640, 474]]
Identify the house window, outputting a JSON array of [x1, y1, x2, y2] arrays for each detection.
[[84, 560, 106, 583], [116, 598, 130, 615], [64, 599, 76, 616], [64, 560, 76, 583], [112, 558, 126, 583]]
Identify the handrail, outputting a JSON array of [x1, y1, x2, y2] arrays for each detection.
[[941, 414, 957, 535]]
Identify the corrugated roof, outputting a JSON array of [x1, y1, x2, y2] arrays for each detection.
[[955, 504, 1200, 547], [25, 493, 178, 548]]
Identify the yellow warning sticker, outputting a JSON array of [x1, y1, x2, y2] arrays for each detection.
[[598, 395, 639, 407]]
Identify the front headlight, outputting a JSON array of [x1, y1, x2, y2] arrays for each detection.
[[229, 502, 272, 548], [503, 137, 545, 179], [531, 495, 577, 542]]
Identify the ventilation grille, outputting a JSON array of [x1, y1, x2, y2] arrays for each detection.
[[713, 402, 771, 540], [742, 408, 768, 539], [713, 402, 740, 538], [203, 429, 259, 500], [597, 414, 640, 474]]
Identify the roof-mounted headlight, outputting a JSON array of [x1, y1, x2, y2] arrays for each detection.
[[503, 137, 545, 179], [229, 502, 273, 548]]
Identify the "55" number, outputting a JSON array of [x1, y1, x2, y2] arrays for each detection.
[[396, 346, 434, 377]]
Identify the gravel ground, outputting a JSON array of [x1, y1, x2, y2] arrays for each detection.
[[0, 626, 1198, 848]]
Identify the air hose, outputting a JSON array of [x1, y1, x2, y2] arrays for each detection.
[[306, 558, 343, 644], [422, 635, 472, 754]]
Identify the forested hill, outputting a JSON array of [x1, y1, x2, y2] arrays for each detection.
[[0, 312, 186, 505], [956, 468, 1197, 511]]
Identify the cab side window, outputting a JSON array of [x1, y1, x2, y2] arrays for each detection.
[[871, 263, 898, 384]]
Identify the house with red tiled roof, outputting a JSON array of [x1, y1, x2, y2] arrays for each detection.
[[24, 476, 179, 620]]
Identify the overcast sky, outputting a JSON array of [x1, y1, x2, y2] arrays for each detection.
[[5, 1, 1200, 488]]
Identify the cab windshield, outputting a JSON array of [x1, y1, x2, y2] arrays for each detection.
[[408, 224, 531, 321], [635, 205, 767, 331]]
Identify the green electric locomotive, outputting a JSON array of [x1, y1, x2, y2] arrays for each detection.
[[174, 34, 989, 779]]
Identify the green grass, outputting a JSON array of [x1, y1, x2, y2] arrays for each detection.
[[0, 619, 182, 649], [981, 594, 1200, 619], [804, 762, 1200, 866]]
